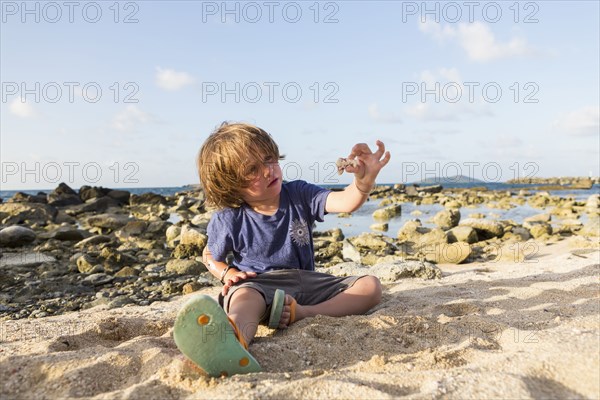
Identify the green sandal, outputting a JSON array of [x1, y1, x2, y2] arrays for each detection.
[[173, 294, 262, 377], [268, 289, 297, 329]]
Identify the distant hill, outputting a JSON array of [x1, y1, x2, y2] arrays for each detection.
[[414, 175, 486, 184]]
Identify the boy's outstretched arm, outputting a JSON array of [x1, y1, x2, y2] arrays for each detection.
[[325, 140, 391, 213]]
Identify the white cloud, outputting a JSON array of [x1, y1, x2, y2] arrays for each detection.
[[368, 103, 402, 123], [495, 134, 523, 148], [111, 105, 157, 132], [9, 99, 36, 118], [553, 106, 600, 136], [419, 21, 536, 62], [155, 67, 196, 91]]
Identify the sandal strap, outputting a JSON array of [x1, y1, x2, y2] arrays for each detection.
[[227, 316, 248, 350]]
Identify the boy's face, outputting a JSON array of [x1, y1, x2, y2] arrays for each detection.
[[239, 154, 282, 204]]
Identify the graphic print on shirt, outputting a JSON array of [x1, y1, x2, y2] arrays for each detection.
[[290, 219, 310, 246]]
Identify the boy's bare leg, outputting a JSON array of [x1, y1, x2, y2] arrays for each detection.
[[227, 288, 266, 345], [279, 275, 382, 327]]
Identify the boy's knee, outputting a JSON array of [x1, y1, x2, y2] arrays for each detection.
[[358, 275, 382, 306]]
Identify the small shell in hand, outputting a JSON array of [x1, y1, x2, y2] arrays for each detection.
[[336, 158, 359, 175]]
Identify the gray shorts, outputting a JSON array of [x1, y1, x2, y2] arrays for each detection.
[[218, 269, 364, 322]]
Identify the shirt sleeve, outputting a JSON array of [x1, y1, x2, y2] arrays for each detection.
[[291, 180, 331, 223], [206, 211, 233, 262]]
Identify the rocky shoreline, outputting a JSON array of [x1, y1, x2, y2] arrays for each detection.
[[0, 182, 598, 321]]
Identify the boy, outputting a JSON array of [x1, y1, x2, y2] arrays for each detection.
[[174, 122, 391, 377]]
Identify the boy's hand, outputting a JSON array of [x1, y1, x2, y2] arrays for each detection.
[[343, 140, 391, 187], [222, 269, 257, 296]]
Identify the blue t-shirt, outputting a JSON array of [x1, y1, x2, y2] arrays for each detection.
[[206, 180, 331, 273]]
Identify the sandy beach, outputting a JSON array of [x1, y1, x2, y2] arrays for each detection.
[[1, 235, 598, 399]]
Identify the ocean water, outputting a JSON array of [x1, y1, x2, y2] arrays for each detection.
[[1, 183, 598, 238]]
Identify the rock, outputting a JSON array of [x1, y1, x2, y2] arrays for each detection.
[[422, 242, 472, 264], [337, 212, 352, 218], [433, 209, 461, 230], [190, 214, 210, 229], [85, 213, 132, 230], [322, 260, 441, 282], [0, 226, 36, 247], [342, 240, 362, 263], [524, 214, 551, 223], [446, 226, 479, 244], [165, 259, 205, 275], [79, 186, 111, 201], [172, 243, 203, 259], [578, 217, 599, 237], [81, 273, 113, 286], [370, 223, 388, 232], [74, 235, 112, 248], [49, 227, 88, 241], [166, 225, 182, 246], [74, 196, 121, 214], [459, 218, 504, 239], [114, 266, 139, 277], [77, 254, 98, 273], [397, 220, 428, 242], [115, 220, 149, 239], [47, 183, 83, 206], [182, 282, 203, 294], [418, 184, 443, 194], [8, 192, 47, 203], [0, 202, 57, 225], [179, 225, 208, 248], [417, 228, 447, 248], [524, 221, 553, 238], [0, 252, 56, 268], [372, 204, 402, 220], [130, 192, 167, 206], [100, 248, 138, 271], [106, 189, 131, 204]]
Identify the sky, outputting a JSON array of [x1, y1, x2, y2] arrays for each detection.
[[1, 0, 599, 190]]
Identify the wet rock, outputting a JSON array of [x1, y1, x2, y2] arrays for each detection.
[[165, 259, 205, 275], [459, 218, 504, 239], [433, 209, 461, 230], [446, 226, 478, 244], [0, 226, 36, 247], [106, 189, 131, 204], [372, 204, 402, 220], [47, 183, 82, 206]]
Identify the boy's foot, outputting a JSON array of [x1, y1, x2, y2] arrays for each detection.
[[268, 289, 301, 329], [173, 294, 262, 378]]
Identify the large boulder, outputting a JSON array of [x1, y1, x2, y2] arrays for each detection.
[[372, 204, 401, 220], [85, 213, 132, 230], [165, 259, 205, 275], [79, 186, 112, 201], [446, 226, 479, 244], [179, 225, 208, 248], [130, 193, 167, 206], [0, 202, 57, 225], [0, 226, 36, 247], [433, 209, 461, 230], [8, 192, 47, 203], [47, 182, 82, 206], [459, 218, 504, 239]]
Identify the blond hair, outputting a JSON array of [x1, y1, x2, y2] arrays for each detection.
[[197, 122, 282, 209]]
